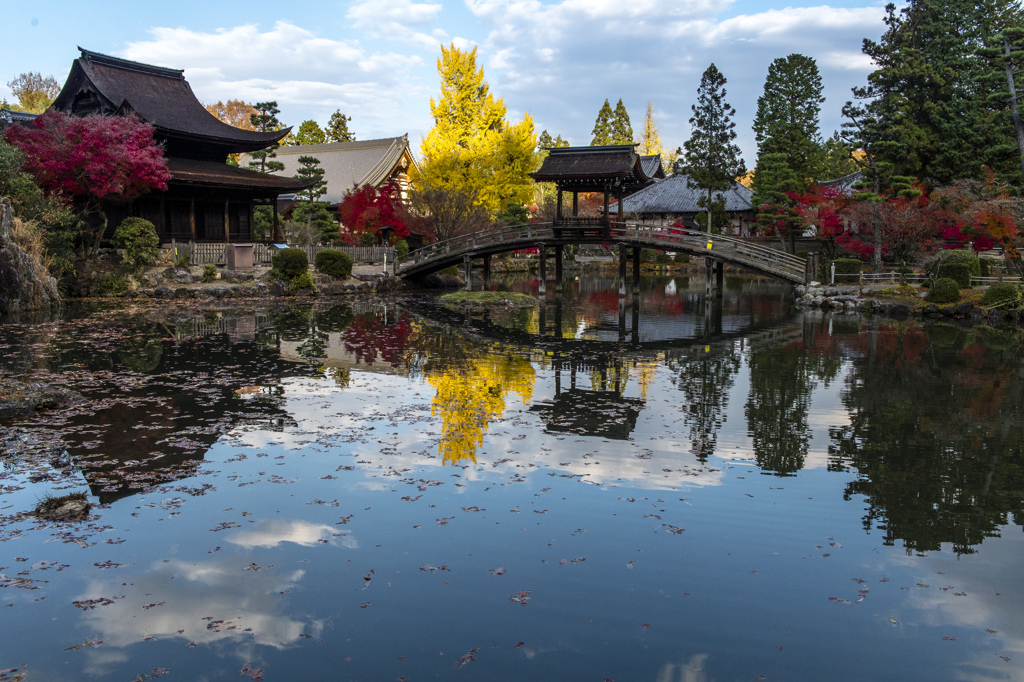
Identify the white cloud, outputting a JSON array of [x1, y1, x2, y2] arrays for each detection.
[[117, 21, 430, 139], [347, 0, 448, 49]]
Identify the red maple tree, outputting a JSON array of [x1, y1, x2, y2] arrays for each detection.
[[337, 182, 409, 244], [4, 110, 171, 252]]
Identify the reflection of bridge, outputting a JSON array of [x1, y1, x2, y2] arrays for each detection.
[[397, 222, 812, 286]]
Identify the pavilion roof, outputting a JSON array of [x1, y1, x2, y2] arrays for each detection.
[[51, 48, 288, 153], [530, 145, 656, 193]]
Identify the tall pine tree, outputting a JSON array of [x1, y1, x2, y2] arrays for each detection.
[[591, 99, 615, 145], [679, 64, 745, 233], [247, 102, 286, 173], [612, 99, 633, 146], [326, 110, 356, 143]]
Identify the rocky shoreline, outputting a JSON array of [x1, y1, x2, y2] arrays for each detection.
[[796, 283, 1020, 326]]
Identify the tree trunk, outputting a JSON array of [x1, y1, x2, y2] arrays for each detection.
[[92, 209, 108, 256]]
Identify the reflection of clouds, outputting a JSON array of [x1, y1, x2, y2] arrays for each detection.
[[75, 557, 321, 676], [228, 519, 355, 549], [889, 536, 1024, 681], [657, 653, 710, 682]]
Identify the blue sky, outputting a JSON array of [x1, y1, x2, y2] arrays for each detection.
[[2, 0, 891, 164]]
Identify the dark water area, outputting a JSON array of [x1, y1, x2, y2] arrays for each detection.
[[1, 275, 1023, 681]]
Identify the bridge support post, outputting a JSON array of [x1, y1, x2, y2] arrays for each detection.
[[538, 244, 547, 295], [618, 244, 627, 298], [483, 254, 491, 288], [631, 247, 641, 294], [554, 245, 563, 291], [715, 261, 724, 294]]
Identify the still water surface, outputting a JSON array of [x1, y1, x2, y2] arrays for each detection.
[[1, 276, 1022, 681]]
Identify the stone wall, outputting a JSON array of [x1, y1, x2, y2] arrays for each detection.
[[0, 197, 61, 317]]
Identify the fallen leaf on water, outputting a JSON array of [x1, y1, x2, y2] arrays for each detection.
[[454, 647, 480, 670]]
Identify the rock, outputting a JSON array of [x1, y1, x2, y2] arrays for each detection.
[[955, 301, 974, 316], [144, 274, 162, 287], [989, 309, 1006, 326], [924, 304, 941, 316], [174, 287, 193, 299], [795, 285, 807, 296], [154, 287, 172, 299], [35, 493, 91, 521], [968, 309, 986, 324], [163, 266, 194, 284], [255, 283, 268, 296], [271, 280, 287, 296], [212, 287, 231, 299], [0, 379, 84, 419]]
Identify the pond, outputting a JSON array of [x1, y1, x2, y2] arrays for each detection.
[[1, 275, 1023, 681]]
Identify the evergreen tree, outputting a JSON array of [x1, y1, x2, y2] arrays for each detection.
[[294, 120, 327, 146], [679, 64, 745, 233], [413, 44, 536, 216], [295, 156, 327, 205], [752, 153, 805, 252], [590, 99, 615, 145], [752, 53, 824, 186], [611, 98, 633, 146], [638, 102, 663, 157], [247, 101, 286, 173], [817, 132, 860, 181], [537, 129, 569, 151], [326, 110, 356, 143]]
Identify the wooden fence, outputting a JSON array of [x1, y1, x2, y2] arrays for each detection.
[[168, 241, 395, 266]]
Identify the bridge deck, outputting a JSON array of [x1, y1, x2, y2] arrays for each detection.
[[397, 222, 809, 284]]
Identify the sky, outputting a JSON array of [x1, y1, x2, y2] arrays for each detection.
[[1, 0, 891, 165]]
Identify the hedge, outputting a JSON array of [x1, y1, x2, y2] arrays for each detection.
[[272, 248, 309, 280], [937, 262, 971, 289], [315, 248, 354, 279], [928, 277, 961, 304]]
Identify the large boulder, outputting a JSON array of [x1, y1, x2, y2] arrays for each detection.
[[0, 198, 60, 317]]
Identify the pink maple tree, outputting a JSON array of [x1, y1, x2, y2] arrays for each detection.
[[4, 110, 171, 252]]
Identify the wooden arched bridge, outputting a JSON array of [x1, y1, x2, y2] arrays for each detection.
[[396, 221, 812, 287]]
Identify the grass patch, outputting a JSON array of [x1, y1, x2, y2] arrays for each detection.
[[440, 291, 537, 308], [35, 492, 91, 521]]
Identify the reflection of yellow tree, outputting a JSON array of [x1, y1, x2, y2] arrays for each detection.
[[586, 359, 658, 399], [426, 354, 535, 465]]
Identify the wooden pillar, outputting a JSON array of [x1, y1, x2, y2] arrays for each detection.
[[602, 191, 609, 226], [463, 254, 472, 290], [554, 244, 563, 290], [248, 202, 255, 243], [483, 254, 491, 288], [556, 188, 563, 221], [189, 199, 196, 242], [632, 246, 641, 294], [223, 200, 230, 243], [158, 199, 166, 240], [538, 243, 547, 295], [618, 243, 627, 298], [572, 192, 579, 217], [272, 201, 281, 242]]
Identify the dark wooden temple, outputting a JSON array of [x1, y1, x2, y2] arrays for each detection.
[[530, 145, 660, 238], [50, 48, 311, 243]]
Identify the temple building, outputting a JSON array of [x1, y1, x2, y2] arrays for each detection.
[[49, 48, 311, 243], [614, 174, 755, 235], [267, 136, 416, 215]]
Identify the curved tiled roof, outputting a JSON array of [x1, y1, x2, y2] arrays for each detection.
[[619, 174, 753, 214], [165, 158, 313, 193], [531, 145, 656, 193], [52, 49, 287, 151], [269, 136, 414, 205]]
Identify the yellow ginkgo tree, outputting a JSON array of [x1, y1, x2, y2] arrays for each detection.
[[413, 44, 537, 223]]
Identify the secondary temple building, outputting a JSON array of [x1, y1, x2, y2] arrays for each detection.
[[49, 48, 311, 243]]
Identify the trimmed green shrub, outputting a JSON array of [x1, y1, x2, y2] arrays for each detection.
[[395, 239, 409, 260], [831, 258, 862, 277], [358, 232, 376, 247], [112, 217, 159, 270], [201, 263, 217, 282], [95, 272, 128, 296], [640, 248, 658, 262], [937, 262, 971, 289], [315, 248, 353, 279], [272, 248, 309, 280], [289, 271, 316, 294], [929, 277, 961, 304], [924, 249, 980, 281], [981, 282, 1021, 309], [979, 258, 990, 277], [674, 253, 690, 264], [654, 251, 673, 265], [174, 252, 190, 268]]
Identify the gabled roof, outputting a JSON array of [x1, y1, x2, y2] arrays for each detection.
[[0, 108, 39, 128], [270, 136, 415, 205], [640, 154, 666, 180], [51, 48, 287, 152], [818, 170, 864, 196], [530, 145, 655, 193], [618, 174, 753, 214]]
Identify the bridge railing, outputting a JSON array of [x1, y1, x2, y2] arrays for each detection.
[[398, 222, 807, 282]]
